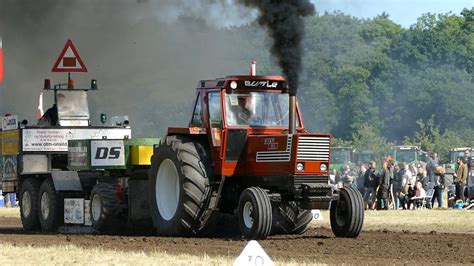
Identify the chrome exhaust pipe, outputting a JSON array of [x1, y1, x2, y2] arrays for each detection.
[[289, 95, 296, 134]]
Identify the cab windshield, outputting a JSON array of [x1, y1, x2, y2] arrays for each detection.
[[225, 92, 294, 127], [355, 153, 373, 164], [331, 149, 350, 164], [57, 91, 90, 119], [396, 150, 416, 163], [450, 151, 466, 163]]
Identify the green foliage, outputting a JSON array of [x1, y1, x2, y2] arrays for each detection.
[[351, 124, 392, 159], [331, 137, 352, 148], [403, 117, 467, 161]]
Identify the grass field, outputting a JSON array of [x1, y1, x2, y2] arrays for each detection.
[[0, 243, 319, 266], [0, 207, 19, 218]]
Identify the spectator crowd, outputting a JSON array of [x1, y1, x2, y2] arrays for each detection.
[[329, 151, 472, 210]]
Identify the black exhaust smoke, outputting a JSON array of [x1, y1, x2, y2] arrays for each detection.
[[237, 0, 315, 134], [237, 0, 315, 96]]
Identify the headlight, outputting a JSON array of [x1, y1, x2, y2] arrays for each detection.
[[320, 163, 327, 172], [296, 162, 304, 172], [230, 81, 238, 89]]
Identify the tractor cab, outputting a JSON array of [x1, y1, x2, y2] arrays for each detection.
[[39, 79, 96, 127], [392, 145, 427, 165], [175, 76, 329, 177]]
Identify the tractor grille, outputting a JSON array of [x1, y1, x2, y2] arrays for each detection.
[[256, 135, 292, 162], [294, 175, 329, 185], [297, 136, 330, 161]]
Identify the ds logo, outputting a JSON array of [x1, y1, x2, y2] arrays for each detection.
[[95, 147, 121, 160]]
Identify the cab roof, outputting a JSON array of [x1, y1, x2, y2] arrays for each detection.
[[197, 75, 287, 90]]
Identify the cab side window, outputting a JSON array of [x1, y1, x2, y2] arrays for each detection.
[[190, 92, 203, 127], [208, 92, 222, 146], [208, 92, 222, 129]]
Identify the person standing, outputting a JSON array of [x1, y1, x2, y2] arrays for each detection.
[[431, 165, 445, 208], [455, 157, 468, 202], [403, 164, 414, 188], [363, 161, 377, 210], [427, 152, 439, 180], [377, 160, 391, 210], [392, 164, 402, 209], [357, 164, 367, 196]]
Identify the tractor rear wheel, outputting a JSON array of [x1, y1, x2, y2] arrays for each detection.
[[19, 178, 41, 231], [148, 136, 213, 236], [330, 186, 364, 238], [90, 183, 118, 232], [38, 178, 63, 231], [237, 187, 272, 240], [272, 201, 313, 235]]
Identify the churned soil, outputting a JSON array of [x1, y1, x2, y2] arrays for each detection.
[[0, 214, 472, 265]]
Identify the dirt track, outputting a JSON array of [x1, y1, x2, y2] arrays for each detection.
[[0, 214, 472, 264]]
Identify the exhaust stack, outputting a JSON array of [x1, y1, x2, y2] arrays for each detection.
[[289, 95, 296, 134], [250, 60, 256, 76]]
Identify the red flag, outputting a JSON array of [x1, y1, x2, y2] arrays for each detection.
[[37, 93, 44, 119], [0, 37, 3, 85]]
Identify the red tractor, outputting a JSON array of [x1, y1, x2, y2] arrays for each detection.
[[148, 75, 364, 239]]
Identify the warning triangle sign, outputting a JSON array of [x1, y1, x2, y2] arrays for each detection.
[[52, 39, 88, 72]]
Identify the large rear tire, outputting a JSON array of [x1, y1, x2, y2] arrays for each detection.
[[38, 178, 63, 231], [272, 201, 313, 235], [90, 183, 118, 232], [148, 136, 213, 236], [238, 187, 272, 240], [19, 178, 41, 231], [330, 186, 364, 238]]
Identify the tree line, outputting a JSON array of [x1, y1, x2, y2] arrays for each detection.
[[246, 8, 474, 161]]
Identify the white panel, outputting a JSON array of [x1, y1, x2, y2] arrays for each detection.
[[64, 198, 84, 224], [22, 128, 131, 152], [90, 140, 125, 167], [1, 116, 18, 131], [21, 154, 49, 174], [84, 200, 92, 226]]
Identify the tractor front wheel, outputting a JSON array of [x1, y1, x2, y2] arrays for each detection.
[[330, 186, 364, 238], [237, 187, 272, 240]]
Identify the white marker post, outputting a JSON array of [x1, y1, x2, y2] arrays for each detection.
[[233, 240, 275, 266], [311, 209, 324, 221]]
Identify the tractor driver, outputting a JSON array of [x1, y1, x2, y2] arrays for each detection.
[[41, 93, 65, 126], [236, 96, 252, 124]]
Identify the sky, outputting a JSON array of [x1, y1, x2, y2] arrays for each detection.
[[312, 0, 473, 28]]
